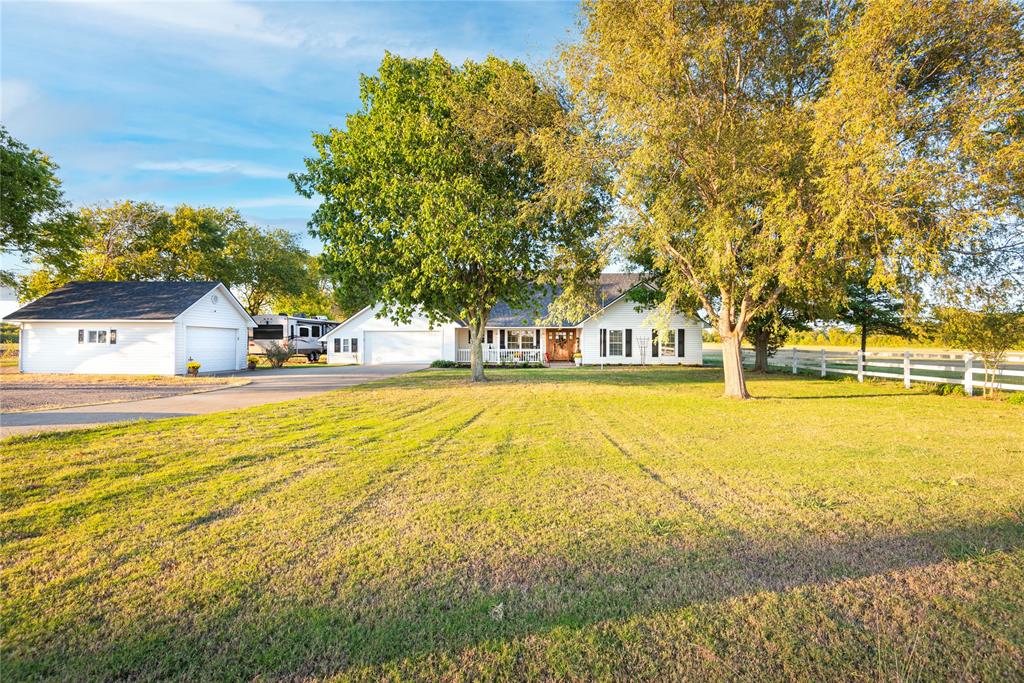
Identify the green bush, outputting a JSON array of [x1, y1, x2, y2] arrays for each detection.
[[1007, 392, 1024, 406], [263, 341, 294, 368], [932, 383, 966, 397], [430, 359, 458, 368]]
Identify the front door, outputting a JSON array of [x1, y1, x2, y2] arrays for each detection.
[[546, 329, 578, 362]]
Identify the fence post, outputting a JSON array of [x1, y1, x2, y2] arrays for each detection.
[[964, 352, 974, 396], [792, 347, 798, 374], [903, 351, 911, 389], [820, 348, 826, 378]]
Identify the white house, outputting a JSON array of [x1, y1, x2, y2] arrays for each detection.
[[3, 281, 255, 375], [321, 274, 703, 366]]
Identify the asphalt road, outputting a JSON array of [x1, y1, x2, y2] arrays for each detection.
[[0, 364, 428, 439]]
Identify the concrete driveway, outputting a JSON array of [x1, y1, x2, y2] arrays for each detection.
[[0, 364, 427, 439]]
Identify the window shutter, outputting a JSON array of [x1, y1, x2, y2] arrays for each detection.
[[499, 329, 506, 349], [109, 329, 117, 344], [486, 329, 493, 344], [600, 328, 606, 357], [625, 329, 632, 357], [535, 329, 540, 347], [651, 329, 659, 357], [78, 329, 84, 344], [334, 338, 340, 353], [352, 338, 358, 352], [677, 329, 684, 357]]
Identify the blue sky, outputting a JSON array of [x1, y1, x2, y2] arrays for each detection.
[[1, 1, 580, 257]]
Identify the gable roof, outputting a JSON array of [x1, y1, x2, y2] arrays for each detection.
[[487, 273, 643, 327], [317, 274, 649, 335], [3, 281, 232, 321]]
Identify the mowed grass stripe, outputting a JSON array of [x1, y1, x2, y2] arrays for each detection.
[[1, 366, 1022, 680]]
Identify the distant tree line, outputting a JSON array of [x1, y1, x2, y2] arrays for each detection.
[[1, 125, 345, 318]]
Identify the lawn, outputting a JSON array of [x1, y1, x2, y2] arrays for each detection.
[[2, 367, 1022, 680]]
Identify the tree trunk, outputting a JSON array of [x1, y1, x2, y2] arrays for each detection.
[[721, 334, 750, 399], [468, 317, 487, 382], [860, 325, 868, 354], [752, 330, 770, 373]]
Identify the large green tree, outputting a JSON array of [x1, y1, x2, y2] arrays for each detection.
[[270, 255, 355, 320], [837, 280, 911, 353], [223, 225, 311, 315], [292, 53, 606, 381], [20, 201, 241, 298], [559, 0, 1023, 398], [0, 126, 83, 287]]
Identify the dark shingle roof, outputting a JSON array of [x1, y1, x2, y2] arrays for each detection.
[[3, 281, 222, 321], [486, 273, 643, 327]]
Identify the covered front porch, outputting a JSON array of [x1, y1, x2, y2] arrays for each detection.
[[454, 327, 579, 365]]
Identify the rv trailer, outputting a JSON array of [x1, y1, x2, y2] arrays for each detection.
[[249, 314, 340, 362]]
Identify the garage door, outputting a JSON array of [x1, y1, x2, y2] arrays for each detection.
[[185, 326, 238, 373], [364, 330, 442, 364]]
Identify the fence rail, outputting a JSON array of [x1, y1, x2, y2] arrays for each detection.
[[707, 347, 1024, 393], [455, 348, 543, 365]]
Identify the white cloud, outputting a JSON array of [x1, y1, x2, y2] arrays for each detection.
[[232, 196, 319, 209], [1, 80, 37, 116], [78, 0, 305, 48], [136, 159, 290, 179]]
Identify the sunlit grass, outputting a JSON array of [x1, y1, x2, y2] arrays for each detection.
[[2, 367, 1022, 680]]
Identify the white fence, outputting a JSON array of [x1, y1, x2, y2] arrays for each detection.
[[456, 347, 543, 365], [744, 348, 1024, 393]]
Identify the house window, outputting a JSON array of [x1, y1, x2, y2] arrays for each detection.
[[608, 330, 624, 356], [505, 329, 537, 349], [342, 338, 350, 352], [254, 324, 284, 340], [351, 338, 358, 352], [660, 330, 676, 357], [334, 338, 341, 353], [81, 329, 112, 344]]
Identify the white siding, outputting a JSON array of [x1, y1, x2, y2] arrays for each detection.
[[579, 298, 703, 365], [20, 321, 176, 375], [173, 285, 250, 374], [324, 304, 456, 365]]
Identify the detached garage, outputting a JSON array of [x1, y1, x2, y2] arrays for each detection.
[[320, 304, 454, 365], [3, 281, 255, 376]]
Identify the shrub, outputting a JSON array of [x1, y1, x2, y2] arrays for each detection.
[[932, 383, 966, 397], [1007, 392, 1024, 406], [430, 359, 458, 368], [264, 341, 294, 368], [186, 361, 201, 376]]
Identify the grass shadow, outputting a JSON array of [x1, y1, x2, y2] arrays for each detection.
[[8, 515, 1021, 679]]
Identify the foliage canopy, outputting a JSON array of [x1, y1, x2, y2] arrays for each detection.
[[558, 0, 1024, 397], [293, 53, 607, 380]]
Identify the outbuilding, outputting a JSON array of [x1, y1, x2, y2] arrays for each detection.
[[3, 281, 255, 375], [320, 306, 456, 365]]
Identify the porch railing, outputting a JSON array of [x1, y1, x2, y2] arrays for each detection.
[[455, 347, 543, 365]]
